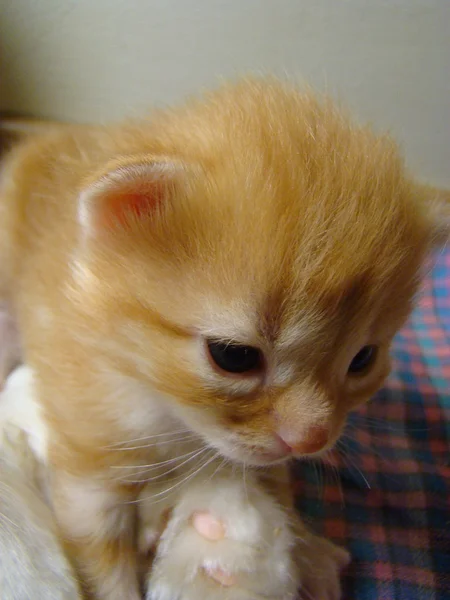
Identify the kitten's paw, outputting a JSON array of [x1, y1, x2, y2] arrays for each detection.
[[296, 532, 350, 600], [145, 477, 298, 600]]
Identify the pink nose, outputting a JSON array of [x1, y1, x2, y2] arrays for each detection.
[[279, 425, 330, 456]]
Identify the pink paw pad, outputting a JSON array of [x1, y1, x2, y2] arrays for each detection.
[[192, 511, 226, 541], [192, 511, 237, 587]]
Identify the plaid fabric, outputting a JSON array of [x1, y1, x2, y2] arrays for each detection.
[[292, 249, 450, 600]]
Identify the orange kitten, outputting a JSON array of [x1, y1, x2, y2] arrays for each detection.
[[0, 79, 447, 600]]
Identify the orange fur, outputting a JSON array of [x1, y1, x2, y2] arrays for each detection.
[[0, 78, 447, 598]]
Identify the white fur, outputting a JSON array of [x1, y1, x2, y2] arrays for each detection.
[[0, 371, 81, 600], [55, 475, 132, 540], [95, 362, 193, 451], [0, 365, 48, 462], [69, 257, 98, 291], [53, 473, 142, 600], [0, 366, 141, 600], [0, 446, 81, 600]]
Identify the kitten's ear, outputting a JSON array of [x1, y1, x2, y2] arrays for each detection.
[[417, 184, 450, 247], [78, 156, 181, 234]]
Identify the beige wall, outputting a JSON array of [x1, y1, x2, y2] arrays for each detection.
[[1, 0, 449, 185]]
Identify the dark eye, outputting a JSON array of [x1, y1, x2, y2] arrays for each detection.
[[348, 345, 377, 374], [207, 340, 263, 374]]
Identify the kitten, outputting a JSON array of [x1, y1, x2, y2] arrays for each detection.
[[0, 78, 447, 600]]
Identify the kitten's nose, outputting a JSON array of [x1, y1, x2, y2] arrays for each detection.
[[277, 425, 330, 455]]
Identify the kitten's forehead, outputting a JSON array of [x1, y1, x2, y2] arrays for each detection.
[[151, 82, 431, 341], [181, 91, 425, 286]]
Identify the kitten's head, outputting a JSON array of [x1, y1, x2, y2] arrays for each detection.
[[77, 79, 449, 465]]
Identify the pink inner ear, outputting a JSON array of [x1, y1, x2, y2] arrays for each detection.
[[102, 183, 164, 229]]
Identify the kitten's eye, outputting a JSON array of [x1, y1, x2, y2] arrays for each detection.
[[348, 345, 377, 374], [207, 340, 263, 374]]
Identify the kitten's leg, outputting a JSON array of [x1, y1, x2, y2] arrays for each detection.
[[0, 425, 82, 600], [0, 367, 141, 599], [52, 473, 141, 600], [141, 465, 349, 600]]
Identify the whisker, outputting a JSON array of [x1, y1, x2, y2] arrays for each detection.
[[350, 414, 429, 433], [207, 457, 229, 483], [336, 441, 371, 489], [130, 450, 219, 505], [320, 450, 345, 506], [104, 428, 192, 449], [114, 433, 196, 451], [299, 583, 316, 600], [111, 448, 202, 472], [310, 459, 324, 497], [119, 447, 209, 484], [131, 461, 205, 489], [340, 432, 395, 465]]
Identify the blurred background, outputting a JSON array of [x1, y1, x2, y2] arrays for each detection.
[[0, 0, 449, 185]]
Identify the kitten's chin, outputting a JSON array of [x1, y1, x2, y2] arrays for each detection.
[[244, 453, 292, 467], [234, 446, 329, 467]]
